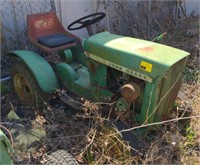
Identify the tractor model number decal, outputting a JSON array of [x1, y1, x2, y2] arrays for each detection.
[[140, 61, 153, 72], [85, 52, 153, 83]]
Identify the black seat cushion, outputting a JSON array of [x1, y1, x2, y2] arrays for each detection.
[[38, 33, 75, 48]]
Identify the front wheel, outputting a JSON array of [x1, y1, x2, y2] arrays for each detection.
[[44, 150, 79, 165], [11, 58, 49, 106]]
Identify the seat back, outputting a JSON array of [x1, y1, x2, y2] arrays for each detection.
[[27, 12, 65, 42], [27, 12, 81, 53]]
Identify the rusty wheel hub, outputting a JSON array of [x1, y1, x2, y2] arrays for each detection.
[[14, 74, 34, 104]]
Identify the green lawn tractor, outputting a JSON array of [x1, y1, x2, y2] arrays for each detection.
[[8, 12, 189, 125]]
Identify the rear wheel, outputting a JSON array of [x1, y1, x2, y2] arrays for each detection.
[[44, 150, 79, 165], [11, 58, 49, 106]]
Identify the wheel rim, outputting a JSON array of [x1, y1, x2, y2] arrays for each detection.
[[14, 74, 34, 104]]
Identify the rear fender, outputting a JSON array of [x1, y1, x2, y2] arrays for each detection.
[[8, 50, 60, 93]]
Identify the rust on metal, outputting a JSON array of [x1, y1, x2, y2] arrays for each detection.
[[14, 73, 34, 104], [121, 82, 140, 102], [136, 46, 154, 53]]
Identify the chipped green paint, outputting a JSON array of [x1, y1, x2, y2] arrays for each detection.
[[84, 32, 189, 79]]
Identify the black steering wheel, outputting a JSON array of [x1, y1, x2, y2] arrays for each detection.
[[67, 12, 105, 30]]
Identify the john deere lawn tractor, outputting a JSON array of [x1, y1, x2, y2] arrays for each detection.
[[8, 12, 189, 125]]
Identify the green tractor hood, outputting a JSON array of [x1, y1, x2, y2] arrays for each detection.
[[84, 32, 189, 83]]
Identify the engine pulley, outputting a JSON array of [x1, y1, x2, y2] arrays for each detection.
[[121, 82, 140, 102]]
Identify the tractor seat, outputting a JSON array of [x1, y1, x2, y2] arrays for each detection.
[[38, 33, 75, 48], [27, 12, 82, 53]]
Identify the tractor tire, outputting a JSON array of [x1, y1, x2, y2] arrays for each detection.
[[44, 150, 79, 165], [10, 58, 49, 106]]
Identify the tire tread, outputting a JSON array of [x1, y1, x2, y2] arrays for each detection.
[[45, 150, 79, 165]]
